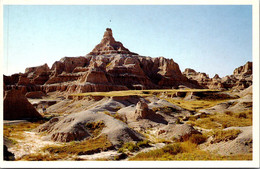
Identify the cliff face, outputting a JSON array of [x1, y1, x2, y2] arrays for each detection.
[[4, 28, 202, 95]]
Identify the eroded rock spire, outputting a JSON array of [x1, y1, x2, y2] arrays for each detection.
[[88, 28, 138, 55]]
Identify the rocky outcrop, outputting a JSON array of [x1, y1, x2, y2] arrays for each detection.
[[134, 100, 149, 120], [183, 61, 252, 90], [4, 89, 42, 120]]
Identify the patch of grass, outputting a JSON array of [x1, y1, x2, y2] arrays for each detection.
[[208, 129, 241, 143], [43, 134, 113, 156], [152, 106, 176, 115], [188, 110, 252, 129], [85, 121, 105, 137], [118, 140, 150, 153], [70, 89, 219, 98], [166, 98, 230, 111], [188, 134, 207, 145], [4, 121, 46, 142], [103, 111, 126, 123], [16, 153, 73, 161], [129, 141, 252, 161], [129, 143, 182, 160]]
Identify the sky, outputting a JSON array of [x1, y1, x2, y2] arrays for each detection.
[[3, 5, 252, 77]]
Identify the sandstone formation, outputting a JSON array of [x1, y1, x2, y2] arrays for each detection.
[[4, 28, 202, 96], [4, 89, 42, 120], [183, 61, 252, 90]]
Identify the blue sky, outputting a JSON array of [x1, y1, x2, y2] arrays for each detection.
[[3, 5, 252, 77]]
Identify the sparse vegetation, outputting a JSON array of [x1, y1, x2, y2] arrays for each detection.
[[188, 110, 252, 129], [4, 121, 46, 143], [85, 121, 105, 137], [129, 143, 182, 160], [129, 140, 252, 161], [152, 106, 176, 115], [208, 129, 241, 143], [118, 140, 150, 153], [42, 134, 113, 156], [70, 89, 219, 98], [16, 153, 74, 161], [103, 111, 126, 123], [188, 134, 207, 144], [166, 98, 230, 111]]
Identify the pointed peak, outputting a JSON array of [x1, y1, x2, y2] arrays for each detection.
[[88, 28, 138, 56]]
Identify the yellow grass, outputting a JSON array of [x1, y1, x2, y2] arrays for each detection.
[[208, 129, 242, 143], [4, 121, 46, 142], [188, 110, 252, 129], [42, 134, 113, 156], [129, 141, 252, 161], [166, 98, 231, 111], [70, 89, 219, 97]]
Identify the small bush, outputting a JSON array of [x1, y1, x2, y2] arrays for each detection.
[[224, 111, 233, 116], [136, 140, 150, 148], [162, 144, 182, 155], [237, 112, 247, 118], [123, 142, 139, 152], [85, 121, 105, 137], [119, 140, 150, 153], [188, 134, 207, 145]]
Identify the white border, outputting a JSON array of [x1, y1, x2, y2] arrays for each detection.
[[0, 0, 259, 168]]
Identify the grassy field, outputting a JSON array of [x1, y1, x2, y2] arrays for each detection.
[[70, 89, 219, 97], [166, 98, 230, 111]]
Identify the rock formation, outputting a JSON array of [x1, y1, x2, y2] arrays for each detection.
[[134, 100, 149, 120], [4, 89, 42, 120], [3, 29, 252, 98], [183, 61, 252, 90], [88, 28, 138, 55], [4, 28, 202, 96]]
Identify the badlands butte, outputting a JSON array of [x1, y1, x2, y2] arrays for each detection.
[[4, 28, 253, 161]]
